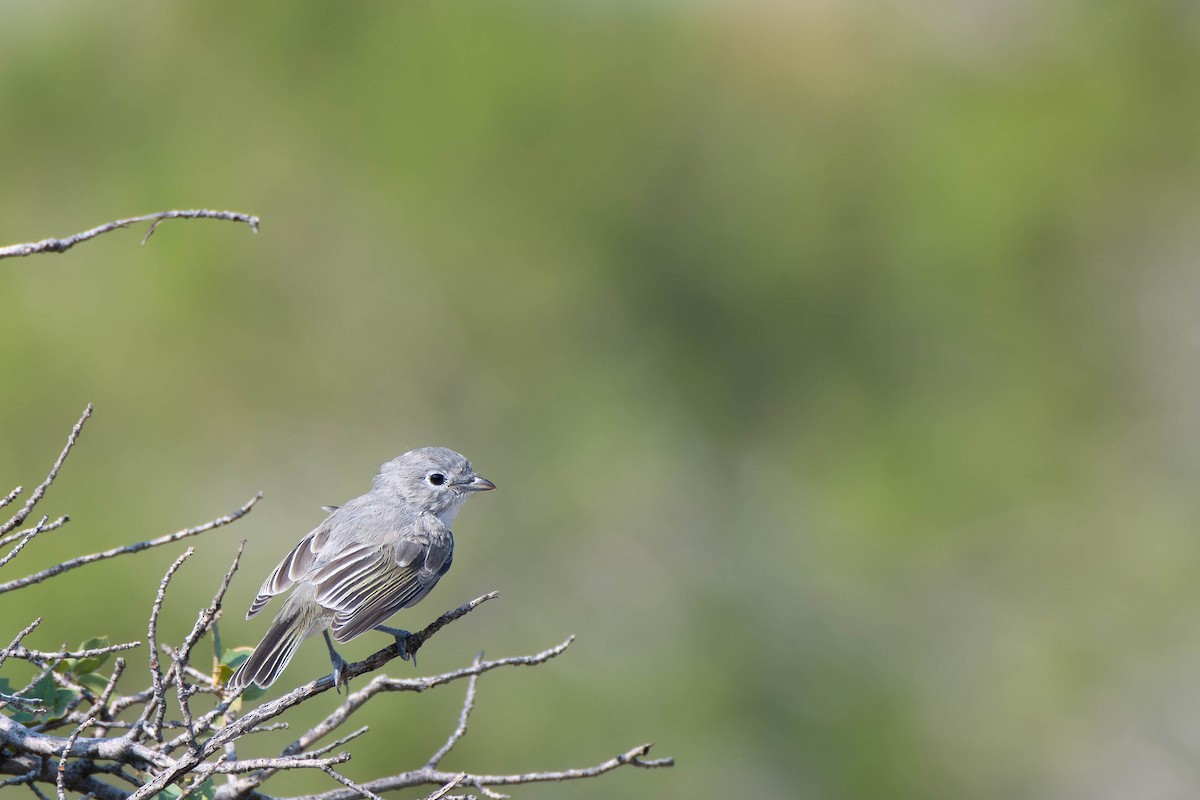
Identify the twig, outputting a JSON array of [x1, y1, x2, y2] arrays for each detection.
[[177, 542, 244, 670], [0, 618, 43, 671], [87, 659, 125, 737], [0, 694, 45, 715], [0, 713, 175, 770], [208, 753, 353, 773], [228, 634, 570, 799], [147, 549, 194, 743], [472, 783, 505, 800], [0, 622, 44, 713], [306, 637, 568, 751], [11, 659, 64, 705], [287, 743, 674, 800], [320, 766, 384, 800], [280, 594, 510, 758], [0, 210, 260, 260], [0, 493, 262, 595], [134, 595, 504, 799], [174, 542, 245, 752], [0, 405, 90, 537], [5, 640, 140, 666], [0, 486, 22, 510], [426, 654, 482, 768], [0, 767, 39, 789], [56, 717, 94, 800], [0, 516, 69, 568], [404, 592, 498, 658], [305, 726, 369, 759], [424, 774, 467, 800]]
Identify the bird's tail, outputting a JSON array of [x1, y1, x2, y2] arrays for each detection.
[[227, 592, 320, 691]]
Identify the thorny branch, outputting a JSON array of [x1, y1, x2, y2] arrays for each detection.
[[0, 209, 259, 260], [0, 411, 674, 798]]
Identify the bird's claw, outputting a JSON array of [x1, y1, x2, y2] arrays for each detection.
[[323, 630, 351, 694], [375, 626, 417, 668], [330, 651, 350, 694]]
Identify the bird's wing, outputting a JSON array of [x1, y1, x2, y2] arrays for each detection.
[[246, 523, 333, 619], [316, 533, 454, 644]]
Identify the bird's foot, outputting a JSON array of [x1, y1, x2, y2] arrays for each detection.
[[375, 625, 417, 668], [323, 631, 351, 694], [329, 651, 351, 694]]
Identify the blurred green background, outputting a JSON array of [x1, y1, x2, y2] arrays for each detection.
[[3, 1, 1200, 798]]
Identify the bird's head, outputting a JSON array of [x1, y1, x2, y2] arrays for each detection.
[[375, 447, 495, 523]]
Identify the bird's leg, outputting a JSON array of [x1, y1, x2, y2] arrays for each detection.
[[323, 630, 350, 694], [374, 625, 416, 667]]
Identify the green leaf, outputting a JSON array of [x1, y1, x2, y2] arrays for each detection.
[[215, 646, 265, 702], [241, 683, 267, 703], [215, 646, 253, 685], [60, 635, 111, 675], [7, 674, 78, 724], [219, 646, 253, 670], [78, 672, 111, 693]]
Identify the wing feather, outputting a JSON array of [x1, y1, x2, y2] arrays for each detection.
[[307, 544, 382, 592], [328, 536, 453, 643], [247, 524, 329, 619], [316, 558, 395, 611], [248, 514, 454, 639]]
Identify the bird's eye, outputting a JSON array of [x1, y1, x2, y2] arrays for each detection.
[[427, 472, 446, 486]]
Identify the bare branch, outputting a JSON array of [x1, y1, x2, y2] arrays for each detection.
[[403, 592, 499, 659], [426, 654, 482, 768], [306, 726, 369, 759], [280, 595, 513, 758], [225, 635, 572, 800], [424, 774, 467, 800], [0, 694, 45, 715], [206, 753, 351, 773], [0, 493, 262, 595], [320, 765, 385, 800], [173, 542, 245, 752], [94, 659, 125, 711], [0, 753, 126, 800], [0, 618, 43, 671], [0, 767, 39, 790], [0, 486, 22, 510], [148, 548, 195, 743], [179, 540, 244, 669], [286, 743, 674, 800], [0, 405, 90, 537], [0, 516, 70, 561], [135, 596, 507, 799], [11, 659, 64, 708], [160, 647, 219, 688], [4, 640, 140, 665], [0, 210, 260, 260], [0, 713, 175, 770], [57, 716, 94, 800]]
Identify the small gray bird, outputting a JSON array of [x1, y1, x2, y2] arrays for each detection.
[[228, 447, 494, 692]]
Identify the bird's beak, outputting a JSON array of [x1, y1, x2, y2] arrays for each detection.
[[464, 475, 496, 492]]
